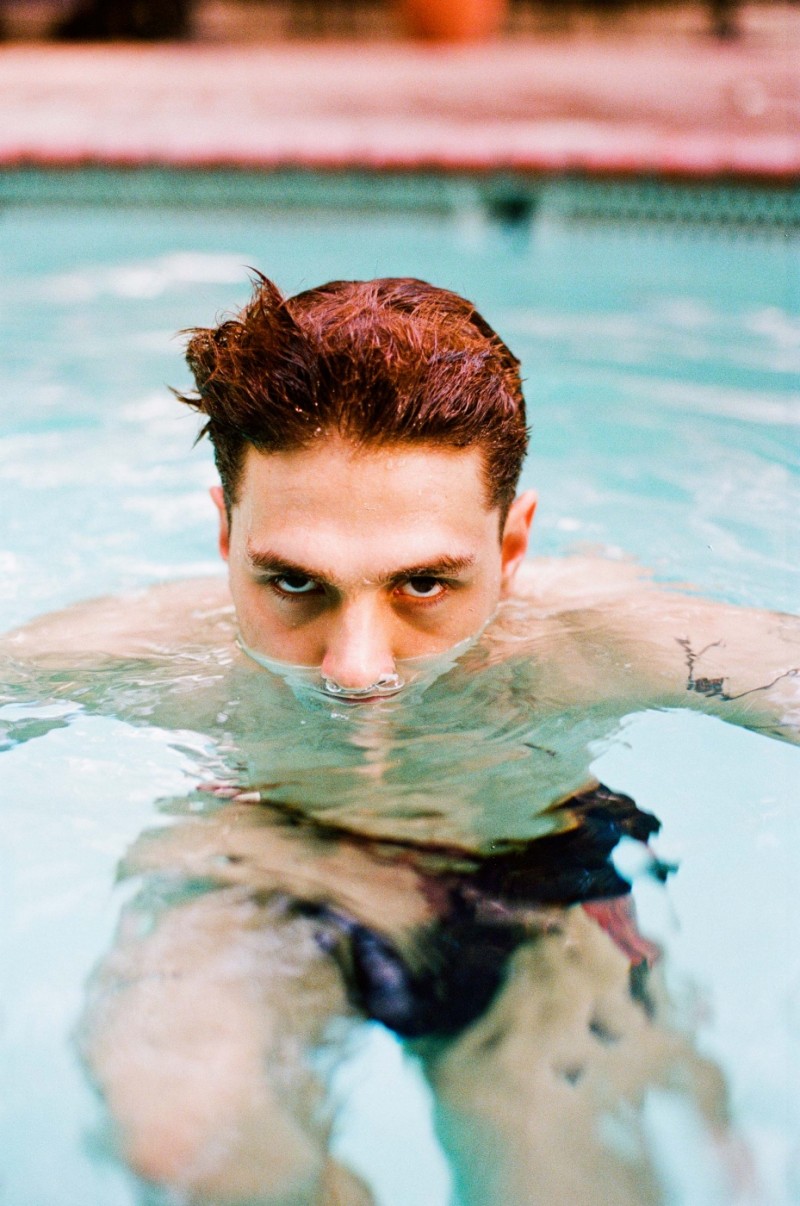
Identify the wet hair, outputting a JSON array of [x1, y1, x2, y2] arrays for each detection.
[[177, 274, 529, 522]]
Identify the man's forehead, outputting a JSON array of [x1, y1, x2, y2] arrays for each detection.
[[236, 438, 495, 519]]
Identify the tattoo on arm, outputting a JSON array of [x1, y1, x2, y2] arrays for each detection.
[[676, 637, 800, 702], [523, 741, 558, 758]]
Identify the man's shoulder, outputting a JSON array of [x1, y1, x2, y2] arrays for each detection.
[[512, 554, 795, 640], [2, 577, 234, 662], [512, 556, 659, 612]]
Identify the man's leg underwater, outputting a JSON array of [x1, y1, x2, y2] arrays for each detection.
[[420, 906, 741, 1206], [78, 884, 370, 1204]]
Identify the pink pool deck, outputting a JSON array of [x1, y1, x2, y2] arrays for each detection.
[[1, 11, 799, 180]]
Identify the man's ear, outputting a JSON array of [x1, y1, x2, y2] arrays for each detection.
[[500, 490, 537, 594], [210, 486, 230, 561]]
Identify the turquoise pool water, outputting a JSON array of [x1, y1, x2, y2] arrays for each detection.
[[1, 172, 799, 1205]]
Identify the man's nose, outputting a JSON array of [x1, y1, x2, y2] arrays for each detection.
[[320, 599, 397, 689]]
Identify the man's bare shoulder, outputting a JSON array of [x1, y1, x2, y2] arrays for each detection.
[[2, 577, 235, 662], [512, 555, 660, 611], [513, 554, 798, 648]]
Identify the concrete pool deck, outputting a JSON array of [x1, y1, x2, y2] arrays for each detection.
[[0, 5, 798, 179]]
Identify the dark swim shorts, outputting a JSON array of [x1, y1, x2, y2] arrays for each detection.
[[302, 785, 664, 1039]]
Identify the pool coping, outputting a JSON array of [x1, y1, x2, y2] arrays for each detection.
[[2, 39, 799, 182]]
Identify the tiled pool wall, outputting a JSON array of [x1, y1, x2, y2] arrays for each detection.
[[1, 167, 799, 232]]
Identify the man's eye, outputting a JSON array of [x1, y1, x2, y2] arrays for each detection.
[[398, 577, 446, 599], [273, 574, 319, 595]]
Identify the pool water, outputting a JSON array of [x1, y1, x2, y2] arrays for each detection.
[[1, 173, 799, 1205]]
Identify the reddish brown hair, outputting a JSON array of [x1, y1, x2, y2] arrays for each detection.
[[178, 274, 528, 520]]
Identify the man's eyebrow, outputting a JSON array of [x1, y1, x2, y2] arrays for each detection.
[[245, 548, 335, 582], [385, 555, 476, 581], [245, 547, 475, 585]]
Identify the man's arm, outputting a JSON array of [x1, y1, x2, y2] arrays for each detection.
[[616, 588, 800, 744], [513, 557, 799, 744]]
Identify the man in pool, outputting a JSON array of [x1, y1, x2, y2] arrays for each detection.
[[7, 274, 798, 1204], [13, 273, 798, 732]]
